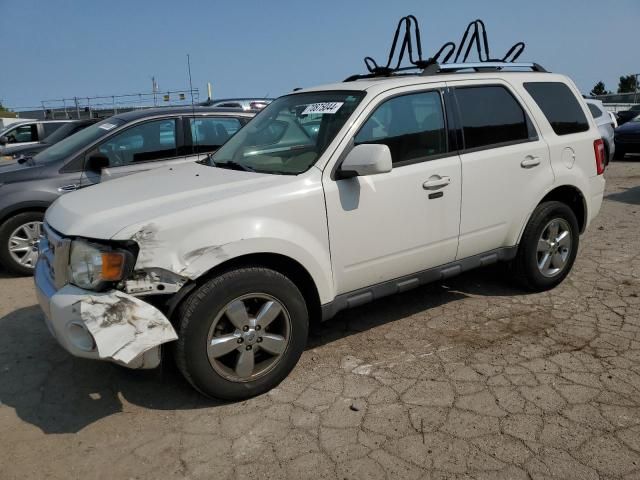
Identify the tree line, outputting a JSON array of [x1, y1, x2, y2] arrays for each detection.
[[591, 75, 638, 96]]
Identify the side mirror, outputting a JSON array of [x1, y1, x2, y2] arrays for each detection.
[[338, 144, 392, 179], [0, 136, 7, 146], [85, 152, 109, 173]]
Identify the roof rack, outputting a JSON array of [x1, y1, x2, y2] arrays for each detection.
[[344, 17, 548, 82], [428, 62, 548, 74]]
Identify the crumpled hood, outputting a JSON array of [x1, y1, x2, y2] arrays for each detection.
[[46, 162, 293, 239]]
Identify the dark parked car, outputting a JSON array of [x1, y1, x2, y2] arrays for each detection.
[[614, 113, 640, 160], [1, 119, 98, 161], [616, 104, 640, 126], [0, 106, 255, 275]]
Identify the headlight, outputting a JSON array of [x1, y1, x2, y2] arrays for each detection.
[[68, 239, 133, 290]]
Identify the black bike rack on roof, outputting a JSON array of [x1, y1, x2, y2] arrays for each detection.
[[343, 16, 547, 82]]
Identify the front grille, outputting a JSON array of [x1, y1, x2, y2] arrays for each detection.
[[41, 224, 71, 289]]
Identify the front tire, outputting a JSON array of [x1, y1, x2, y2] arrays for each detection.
[[0, 211, 44, 276], [513, 201, 579, 292], [175, 267, 309, 400]]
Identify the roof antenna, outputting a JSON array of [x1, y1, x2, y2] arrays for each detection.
[[186, 53, 199, 152]]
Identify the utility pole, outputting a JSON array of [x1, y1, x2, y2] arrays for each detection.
[[152, 76, 158, 107], [634, 73, 640, 105]]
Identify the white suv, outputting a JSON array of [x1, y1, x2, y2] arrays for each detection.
[[35, 63, 606, 399]]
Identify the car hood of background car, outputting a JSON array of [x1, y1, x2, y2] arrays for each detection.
[[0, 157, 47, 178], [46, 162, 303, 240]]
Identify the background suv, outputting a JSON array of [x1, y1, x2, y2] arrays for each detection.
[[585, 98, 615, 164], [0, 106, 254, 275], [0, 120, 72, 151], [1, 119, 97, 161]]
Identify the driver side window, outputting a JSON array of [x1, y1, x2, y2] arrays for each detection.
[[354, 91, 447, 166], [8, 124, 38, 143], [97, 119, 177, 167]]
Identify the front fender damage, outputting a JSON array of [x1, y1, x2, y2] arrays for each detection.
[[77, 290, 178, 366]]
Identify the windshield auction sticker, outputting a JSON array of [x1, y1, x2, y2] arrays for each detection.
[[302, 102, 344, 115], [99, 123, 118, 131]]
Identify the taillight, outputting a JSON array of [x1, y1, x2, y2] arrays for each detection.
[[594, 139, 605, 175]]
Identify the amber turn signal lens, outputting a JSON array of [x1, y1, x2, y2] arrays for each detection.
[[100, 252, 126, 281]]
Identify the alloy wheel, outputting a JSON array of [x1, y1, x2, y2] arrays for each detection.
[[536, 218, 572, 278], [206, 293, 291, 382], [8, 221, 43, 269]]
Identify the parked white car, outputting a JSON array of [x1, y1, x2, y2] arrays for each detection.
[[585, 98, 615, 164], [35, 64, 606, 399]]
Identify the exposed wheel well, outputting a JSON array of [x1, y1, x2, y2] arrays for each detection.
[[177, 253, 322, 326], [539, 186, 586, 233]]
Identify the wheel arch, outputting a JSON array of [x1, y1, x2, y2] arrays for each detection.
[[0, 202, 49, 226], [169, 252, 323, 326], [517, 184, 587, 244]]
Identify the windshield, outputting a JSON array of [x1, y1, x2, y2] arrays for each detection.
[[208, 91, 365, 174], [33, 118, 125, 163]]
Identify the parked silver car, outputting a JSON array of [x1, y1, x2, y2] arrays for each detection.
[[203, 98, 272, 111], [585, 99, 615, 164], [0, 120, 73, 152]]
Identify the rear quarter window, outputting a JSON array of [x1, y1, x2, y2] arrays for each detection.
[[524, 82, 590, 135], [587, 103, 603, 119]]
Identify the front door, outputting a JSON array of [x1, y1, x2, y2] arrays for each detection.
[[323, 88, 462, 295]]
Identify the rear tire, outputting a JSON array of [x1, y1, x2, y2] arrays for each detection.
[[0, 211, 44, 276], [175, 267, 309, 400], [513, 201, 579, 292]]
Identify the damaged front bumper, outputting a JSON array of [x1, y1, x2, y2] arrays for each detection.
[[34, 258, 178, 369]]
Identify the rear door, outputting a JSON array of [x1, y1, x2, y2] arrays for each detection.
[[79, 117, 189, 186], [449, 80, 554, 259]]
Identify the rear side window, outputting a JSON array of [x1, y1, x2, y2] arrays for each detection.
[[190, 117, 242, 153], [455, 86, 531, 150], [43, 122, 65, 137], [587, 103, 603, 119], [354, 91, 447, 165], [524, 82, 589, 135]]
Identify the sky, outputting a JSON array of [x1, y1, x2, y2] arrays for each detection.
[[1, 0, 638, 110]]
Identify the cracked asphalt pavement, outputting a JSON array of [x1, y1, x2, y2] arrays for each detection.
[[1, 160, 639, 480]]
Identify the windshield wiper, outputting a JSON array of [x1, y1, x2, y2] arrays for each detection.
[[212, 159, 255, 172]]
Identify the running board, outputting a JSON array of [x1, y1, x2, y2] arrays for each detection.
[[321, 246, 517, 321]]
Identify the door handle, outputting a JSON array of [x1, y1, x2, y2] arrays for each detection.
[[521, 156, 541, 169], [422, 175, 451, 190], [57, 184, 78, 193]]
